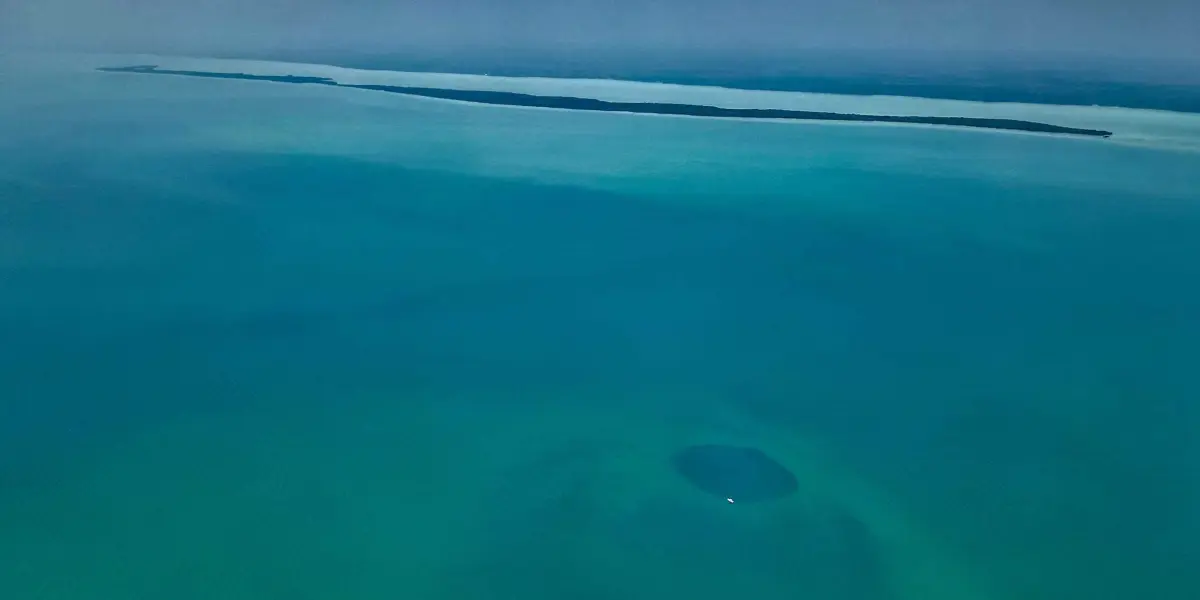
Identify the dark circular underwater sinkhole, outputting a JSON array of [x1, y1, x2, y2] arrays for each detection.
[[672, 444, 799, 503]]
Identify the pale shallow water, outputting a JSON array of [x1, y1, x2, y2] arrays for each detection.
[[2, 57, 1199, 600]]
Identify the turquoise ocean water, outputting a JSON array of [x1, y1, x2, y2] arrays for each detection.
[[2, 57, 1199, 599]]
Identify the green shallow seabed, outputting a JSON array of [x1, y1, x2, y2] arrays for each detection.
[[2, 58, 1199, 600], [0, 380, 986, 600]]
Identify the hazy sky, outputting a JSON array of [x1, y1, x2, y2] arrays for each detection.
[[3, 0, 1198, 64]]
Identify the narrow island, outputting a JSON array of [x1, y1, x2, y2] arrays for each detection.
[[98, 65, 1115, 138]]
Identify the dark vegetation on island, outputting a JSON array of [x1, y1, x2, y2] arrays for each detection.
[[98, 65, 1115, 138]]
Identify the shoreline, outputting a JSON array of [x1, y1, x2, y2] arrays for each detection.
[[97, 65, 1114, 138]]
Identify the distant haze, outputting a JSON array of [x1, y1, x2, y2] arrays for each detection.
[[3, 0, 1197, 68]]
